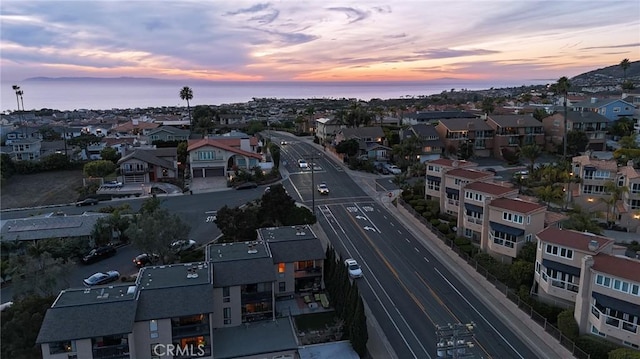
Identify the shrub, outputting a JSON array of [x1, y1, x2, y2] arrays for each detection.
[[409, 199, 419, 207], [454, 237, 470, 246], [430, 219, 441, 227], [608, 348, 640, 359], [575, 335, 620, 359], [414, 206, 425, 213], [437, 223, 450, 234], [458, 244, 475, 256], [557, 310, 579, 341], [445, 233, 456, 240]]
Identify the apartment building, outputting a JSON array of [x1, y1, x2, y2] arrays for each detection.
[[458, 182, 518, 244], [37, 225, 326, 359], [484, 198, 546, 262], [533, 227, 640, 348], [435, 118, 495, 157], [542, 111, 610, 152], [425, 158, 477, 202], [617, 163, 640, 233], [485, 114, 545, 159]]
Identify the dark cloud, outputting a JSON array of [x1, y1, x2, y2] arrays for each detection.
[[327, 7, 370, 23], [249, 9, 279, 24], [226, 3, 272, 15], [581, 43, 640, 50]]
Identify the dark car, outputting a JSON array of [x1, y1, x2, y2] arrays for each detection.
[[235, 182, 258, 190], [76, 198, 99, 207], [83, 270, 120, 287], [133, 253, 159, 268], [82, 246, 116, 264]]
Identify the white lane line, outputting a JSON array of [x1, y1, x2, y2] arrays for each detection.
[[414, 247, 420, 253], [423, 257, 430, 263], [397, 229, 402, 234], [390, 222, 395, 227], [405, 238, 410, 243], [353, 202, 382, 233]]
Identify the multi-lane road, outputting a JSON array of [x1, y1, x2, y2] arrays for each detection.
[[278, 136, 539, 358]]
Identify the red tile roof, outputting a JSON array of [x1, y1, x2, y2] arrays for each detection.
[[464, 182, 516, 196], [428, 158, 477, 168], [489, 197, 545, 213], [447, 168, 494, 180], [536, 227, 613, 253], [187, 139, 262, 159], [592, 254, 640, 282]]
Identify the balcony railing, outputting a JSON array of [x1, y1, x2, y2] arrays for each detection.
[[172, 323, 210, 338], [294, 267, 322, 278], [241, 291, 272, 303], [447, 199, 459, 206], [466, 217, 482, 225], [592, 305, 638, 334], [93, 344, 130, 359]]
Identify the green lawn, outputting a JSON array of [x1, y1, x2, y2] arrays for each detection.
[[294, 312, 337, 332]]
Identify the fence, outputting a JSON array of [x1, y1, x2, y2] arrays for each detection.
[[397, 198, 591, 359]]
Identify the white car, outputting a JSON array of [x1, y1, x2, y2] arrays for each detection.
[[317, 182, 329, 195], [344, 258, 363, 278], [298, 159, 309, 169], [385, 164, 402, 175], [102, 180, 123, 188], [171, 239, 197, 253]]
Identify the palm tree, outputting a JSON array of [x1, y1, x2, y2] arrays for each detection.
[[179, 86, 194, 129], [12, 85, 21, 111], [554, 77, 571, 158], [535, 185, 564, 207], [520, 144, 542, 174], [602, 181, 629, 227], [620, 58, 630, 82]]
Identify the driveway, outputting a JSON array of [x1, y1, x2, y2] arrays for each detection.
[[189, 177, 229, 194]]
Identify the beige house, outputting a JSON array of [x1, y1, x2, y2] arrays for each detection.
[[117, 148, 178, 184], [187, 135, 262, 179]]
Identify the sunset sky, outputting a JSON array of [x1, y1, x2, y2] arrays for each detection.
[[1, 0, 639, 83]]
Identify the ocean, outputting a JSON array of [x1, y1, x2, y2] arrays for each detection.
[[1, 79, 550, 112]]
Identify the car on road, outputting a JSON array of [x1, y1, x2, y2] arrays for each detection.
[[81, 246, 117, 264], [513, 170, 529, 180], [384, 164, 402, 175], [317, 182, 329, 195], [280, 140, 287, 145], [485, 168, 497, 174], [76, 198, 99, 207], [298, 159, 309, 169], [344, 258, 363, 278], [83, 270, 120, 287], [133, 253, 159, 268], [235, 182, 258, 190], [102, 181, 123, 189], [171, 239, 197, 253]]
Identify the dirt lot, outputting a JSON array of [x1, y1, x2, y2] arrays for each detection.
[[1, 170, 84, 210]]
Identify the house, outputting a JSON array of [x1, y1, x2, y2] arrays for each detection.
[[111, 119, 159, 136], [617, 163, 640, 233], [1, 212, 108, 243], [187, 135, 262, 179], [485, 115, 545, 158], [36, 225, 329, 359], [571, 98, 636, 122], [542, 111, 610, 152], [10, 138, 42, 161], [399, 124, 445, 162], [117, 148, 178, 184], [401, 111, 478, 126], [4, 127, 43, 144], [315, 118, 343, 144], [435, 118, 494, 157], [218, 113, 247, 126], [425, 158, 477, 201], [533, 228, 640, 348], [431, 165, 495, 217], [147, 126, 190, 143], [334, 127, 389, 160]]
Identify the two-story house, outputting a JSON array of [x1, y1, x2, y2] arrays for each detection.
[[10, 137, 42, 161], [618, 163, 640, 233], [4, 126, 43, 144], [435, 118, 494, 157], [542, 111, 610, 152], [439, 167, 494, 216], [399, 124, 445, 162], [147, 126, 190, 143], [571, 98, 636, 122], [485, 114, 545, 158], [334, 127, 389, 161], [458, 182, 518, 244], [315, 118, 343, 145], [533, 228, 639, 348], [117, 147, 179, 184], [483, 198, 546, 262], [571, 153, 619, 209], [187, 136, 262, 179]]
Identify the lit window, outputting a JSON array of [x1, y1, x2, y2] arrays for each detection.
[[278, 263, 285, 273]]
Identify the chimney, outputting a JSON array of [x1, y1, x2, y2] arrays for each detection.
[[240, 137, 250, 151], [587, 239, 599, 251]]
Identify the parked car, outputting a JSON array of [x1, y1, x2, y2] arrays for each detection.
[[317, 182, 329, 195], [81, 246, 117, 264], [298, 159, 309, 169], [235, 182, 258, 190], [76, 198, 99, 207], [513, 170, 529, 180], [83, 270, 120, 287], [133, 253, 159, 268], [102, 181, 123, 189], [384, 164, 402, 175], [171, 239, 197, 253], [344, 258, 363, 278]]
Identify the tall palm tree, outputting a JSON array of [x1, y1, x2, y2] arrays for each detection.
[[555, 77, 570, 158], [12, 85, 21, 111], [535, 185, 564, 208], [520, 144, 542, 174], [179, 86, 194, 129], [602, 181, 629, 227], [620, 58, 630, 82]]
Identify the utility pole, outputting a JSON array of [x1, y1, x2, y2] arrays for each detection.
[[304, 153, 321, 215], [435, 322, 476, 358]]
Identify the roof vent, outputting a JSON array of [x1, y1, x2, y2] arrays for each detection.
[[247, 244, 258, 254], [126, 286, 135, 295], [187, 267, 199, 279], [588, 239, 599, 251]]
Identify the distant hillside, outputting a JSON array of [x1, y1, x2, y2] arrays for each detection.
[[571, 60, 640, 86]]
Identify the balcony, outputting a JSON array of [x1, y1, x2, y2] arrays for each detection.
[[447, 199, 460, 206], [591, 306, 638, 335], [93, 344, 130, 359], [294, 267, 322, 279], [241, 291, 272, 303], [465, 217, 482, 226], [172, 323, 210, 338]]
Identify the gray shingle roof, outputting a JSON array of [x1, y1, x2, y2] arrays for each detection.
[[212, 317, 298, 359], [269, 239, 325, 263], [146, 126, 190, 136], [339, 126, 385, 139], [135, 284, 214, 321], [1, 213, 107, 242], [404, 111, 477, 120], [438, 118, 493, 131], [488, 114, 542, 127], [567, 111, 610, 123], [213, 257, 276, 287], [36, 301, 136, 343], [117, 148, 175, 168]]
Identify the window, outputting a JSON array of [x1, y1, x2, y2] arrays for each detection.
[[474, 193, 483, 201], [278, 263, 285, 273], [223, 287, 230, 303], [150, 319, 159, 339], [197, 151, 213, 160], [49, 341, 76, 354], [527, 216, 531, 224], [613, 107, 620, 113], [502, 212, 523, 224], [631, 183, 640, 194], [427, 180, 440, 191], [465, 191, 473, 199], [545, 244, 573, 259], [525, 234, 532, 242], [223, 308, 231, 324], [279, 282, 286, 291]]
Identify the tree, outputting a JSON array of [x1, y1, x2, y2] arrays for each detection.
[[1, 153, 16, 180], [180, 86, 194, 129], [349, 296, 369, 357], [125, 207, 190, 264], [620, 58, 630, 82], [554, 77, 571, 158], [565, 130, 589, 156], [481, 97, 495, 115], [67, 134, 101, 149], [618, 133, 638, 149], [83, 160, 116, 178], [563, 207, 602, 234], [608, 117, 635, 138], [532, 108, 548, 122], [335, 139, 360, 158], [177, 141, 188, 169], [457, 140, 474, 160], [519, 144, 542, 173], [535, 185, 564, 207], [8, 252, 72, 299], [601, 181, 628, 227], [214, 204, 259, 242], [259, 184, 297, 225], [1, 294, 55, 359], [100, 147, 121, 163]]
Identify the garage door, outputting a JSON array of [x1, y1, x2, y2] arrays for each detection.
[[204, 168, 224, 177], [192, 169, 203, 178]]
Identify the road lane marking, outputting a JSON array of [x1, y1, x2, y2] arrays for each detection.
[[353, 202, 382, 233], [405, 238, 410, 243], [414, 247, 420, 253], [423, 257, 430, 263], [397, 229, 402, 234]]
